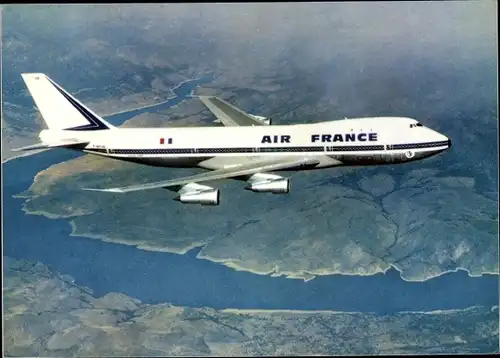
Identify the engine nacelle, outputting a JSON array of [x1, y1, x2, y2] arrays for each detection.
[[174, 183, 220, 205], [249, 114, 272, 125], [245, 174, 290, 194]]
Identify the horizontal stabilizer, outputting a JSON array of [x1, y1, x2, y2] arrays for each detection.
[[83, 157, 320, 193], [11, 139, 90, 152]]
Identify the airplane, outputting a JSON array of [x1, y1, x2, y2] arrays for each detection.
[[14, 73, 452, 206]]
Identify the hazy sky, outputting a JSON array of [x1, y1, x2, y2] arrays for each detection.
[[9, 2, 496, 56], [3, 2, 497, 94]]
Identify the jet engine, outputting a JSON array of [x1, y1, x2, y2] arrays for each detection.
[[173, 183, 220, 205], [249, 114, 272, 125], [244, 173, 290, 194]]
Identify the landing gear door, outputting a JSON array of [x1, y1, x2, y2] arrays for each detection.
[[385, 144, 395, 163]]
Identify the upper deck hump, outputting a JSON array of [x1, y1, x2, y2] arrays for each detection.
[[113, 116, 414, 135]]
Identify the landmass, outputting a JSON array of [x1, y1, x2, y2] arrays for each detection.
[[84, 77, 205, 117], [4, 257, 498, 356], [2, 102, 46, 163]]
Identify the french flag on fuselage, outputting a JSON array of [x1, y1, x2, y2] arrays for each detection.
[[160, 138, 173, 144]]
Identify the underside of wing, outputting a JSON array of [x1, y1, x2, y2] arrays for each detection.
[[83, 157, 320, 193], [199, 96, 270, 126]]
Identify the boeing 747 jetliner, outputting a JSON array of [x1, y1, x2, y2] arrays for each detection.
[[15, 73, 451, 205]]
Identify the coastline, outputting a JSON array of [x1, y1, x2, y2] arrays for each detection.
[[15, 157, 499, 284], [17, 201, 498, 283], [101, 77, 200, 117], [6, 170, 498, 313], [3, 148, 48, 164], [221, 305, 498, 315]]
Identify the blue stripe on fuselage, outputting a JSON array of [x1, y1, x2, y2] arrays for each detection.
[[82, 140, 447, 156]]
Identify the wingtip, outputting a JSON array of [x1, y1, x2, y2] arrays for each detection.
[[21, 73, 47, 79], [198, 95, 217, 101], [81, 187, 123, 193]]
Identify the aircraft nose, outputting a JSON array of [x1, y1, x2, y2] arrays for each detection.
[[429, 129, 451, 150]]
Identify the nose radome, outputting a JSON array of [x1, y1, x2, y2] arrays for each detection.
[[431, 129, 449, 144], [423, 125, 451, 149], [436, 132, 451, 149], [438, 133, 451, 148]]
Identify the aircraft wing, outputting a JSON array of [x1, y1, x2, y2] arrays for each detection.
[[83, 157, 320, 193], [199, 96, 270, 126]]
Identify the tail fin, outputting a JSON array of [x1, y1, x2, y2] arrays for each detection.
[[21, 73, 116, 131]]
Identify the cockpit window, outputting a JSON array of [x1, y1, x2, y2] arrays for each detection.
[[410, 123, 424, 128]]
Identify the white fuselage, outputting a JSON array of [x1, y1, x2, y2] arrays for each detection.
[[40, 116, 451, 170]]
